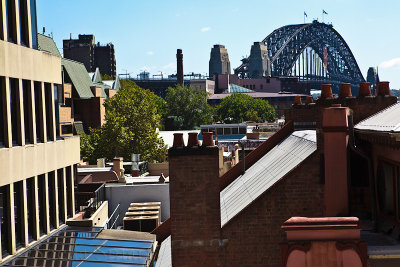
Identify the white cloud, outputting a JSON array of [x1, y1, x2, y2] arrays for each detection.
[[162, 63, 175, 70], [200, 26, 211, 32], [379, 58, 400, 69], [140, 66, 151, 72], [146, 51, 154, 56]]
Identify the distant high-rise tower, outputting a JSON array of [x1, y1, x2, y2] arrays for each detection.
[[248, 42, 271, 78], [209, 45, 231, 77], [63, 34, 117, 78], [366, 67, 380, 95]]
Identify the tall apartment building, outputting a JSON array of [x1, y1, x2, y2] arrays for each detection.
[[0, 0, 80, 261], [63, 34, 117, 78]]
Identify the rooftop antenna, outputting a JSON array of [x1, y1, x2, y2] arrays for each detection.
[[43, 27, 45, 34], [304, 12, 308, 24], [322, 9, 328, 23], [70, 33, 72, 40]]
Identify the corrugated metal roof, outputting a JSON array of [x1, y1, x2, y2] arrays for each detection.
[[208, 92, 308, 100], [220, 130, 317, 226], [62, 58, 95, 99], [155, 236, 171, 267], [37, 33, 61, 57], [355, 102, 400, 132]]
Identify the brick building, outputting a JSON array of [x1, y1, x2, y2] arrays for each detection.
[[38, 35, 119, 135], [153, 82, 398, 266], [63, 34, 117, 78]]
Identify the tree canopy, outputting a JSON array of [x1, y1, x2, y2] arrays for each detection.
[[216, 93, 275, 123], [80, 80, 167, 164], [164, 85, 214, 130]]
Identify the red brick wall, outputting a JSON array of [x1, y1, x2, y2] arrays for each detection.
[[221, 152, 324, 267], [169, 146, 222, 267], [285, 96, 397, 127]]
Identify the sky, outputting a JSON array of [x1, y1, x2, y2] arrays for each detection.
[[37, 0, 400, 88]]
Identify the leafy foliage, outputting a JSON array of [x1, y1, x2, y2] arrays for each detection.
[[101, 74, 114, 80], [80, 81, 167, 164], [165, 85, 214, 130], [216, 93, 275, 123]]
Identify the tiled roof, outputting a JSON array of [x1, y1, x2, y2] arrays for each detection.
[[62, 58, 94, 99], [220, 130, 317, 226], [37, 33, 61, 57], [355, 102, 400, 132], [155, 236, 172, 267]]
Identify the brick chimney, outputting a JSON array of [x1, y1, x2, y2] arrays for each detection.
[[176, 49, 184, 86], [169, 132, 222, 266], [322, 105, 350, 216], [113, 157, 123, 179]]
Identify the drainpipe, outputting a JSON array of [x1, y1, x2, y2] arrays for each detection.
[[347, 110, 377, 231]]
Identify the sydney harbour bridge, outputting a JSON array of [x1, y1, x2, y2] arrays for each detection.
[[235, 21, 365, 94]]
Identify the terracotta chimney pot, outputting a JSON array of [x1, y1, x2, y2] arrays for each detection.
[[305, 96, 313, 104], [321, 84, 333, 99], [358, 82, 371, 97], [377, 81, 390, 96], [202, 132, 214, 147], [339, 83, 352, 98], [173, 133, 184, 148], [294, 95, 302, 105], [187, 132, 199, 147]]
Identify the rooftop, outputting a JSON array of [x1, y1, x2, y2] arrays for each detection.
[[355, 102, 400, 132]]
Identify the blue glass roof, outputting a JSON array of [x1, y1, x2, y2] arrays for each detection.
[[1, 227, 155, 267]]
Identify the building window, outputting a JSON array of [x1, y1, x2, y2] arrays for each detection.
[[54, 84, 61, 138], [0, 1, 3, 40], [18, 0, 29, 47], [22, 80, 33, 144], [26, 177, 35, 242], [30, 0, 38, 49], [48, 171, 57, 230], [66, 166, 73, 218], [34, 82, 44, 143], [14, 181, 24, 249], [57, 169, 65, 225], [0, 185, 11, 257], [44, 83, 54, 142], [37, 174, 47, 236], [9, 78, 21, 146], [267, 78, 270, 83], [0, 77, 6, 146], [5, 0, 17, 43]]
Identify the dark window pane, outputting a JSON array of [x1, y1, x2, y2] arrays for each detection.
[[38, 174, 46, 235], [48, 171, 56, 230], [14, 181, 24, 249], [34, 82, 44, 143], [9, 78, 20, 145], [30, 0, 38, 49], [57, 169, 65, 224], [26, 177, 35, 242]]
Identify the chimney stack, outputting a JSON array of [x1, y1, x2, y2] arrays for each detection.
[[339, 83, 352, 98], [322, 105, 350, 216], [320, 84, 333, 99], [169, 132, 222, 266], [176, 49, 184, 86], [358, 82, 371, 97], [294, 95, 302, 105], [377, 81, 390, 96]]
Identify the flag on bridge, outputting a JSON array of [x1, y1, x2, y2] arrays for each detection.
[[304, 12, 307, 17], [323, 10, 328, 15]]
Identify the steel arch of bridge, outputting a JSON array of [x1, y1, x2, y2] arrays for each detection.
[[236, 22, 365, 88]]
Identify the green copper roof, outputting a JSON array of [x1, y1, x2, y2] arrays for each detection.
[[62, 58, 95, 99], [221, 84, 255, 94], [37, 33, 61, 57]]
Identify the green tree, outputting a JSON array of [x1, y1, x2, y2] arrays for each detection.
[[165, 85, 214, 130], [80, 81, 167, 164], [101, 74, 113, 80], [216, 93, 275, 123]]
